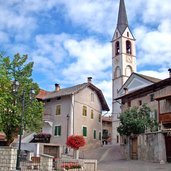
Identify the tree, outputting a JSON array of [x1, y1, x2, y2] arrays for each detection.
[[117, 104, 158, 136], [0, 53, 43, 145]]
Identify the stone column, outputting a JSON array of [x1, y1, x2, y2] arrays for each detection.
[[40, 154, 53, 171], [158, 133, 166, 163]]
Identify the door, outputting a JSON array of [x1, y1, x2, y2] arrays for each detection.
[[131, 137, 138, 160], [44, 145, 59, 158], [165, 133, 171, 162]]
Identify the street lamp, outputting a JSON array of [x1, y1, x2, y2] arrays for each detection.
[[13, 80, 35, 170], [65, 114, 70, 154]]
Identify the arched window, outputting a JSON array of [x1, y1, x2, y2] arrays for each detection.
[[115, 41, 120, 55], [114, 66, 121, 78], [125, 65, 132, 77], [126, 40, 132, 54]]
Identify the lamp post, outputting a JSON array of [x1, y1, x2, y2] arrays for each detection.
[[65, 114, 70, 154], [13, 80, 35, 170]]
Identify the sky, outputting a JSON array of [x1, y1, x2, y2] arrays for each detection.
[[0, 0, 171, 113]]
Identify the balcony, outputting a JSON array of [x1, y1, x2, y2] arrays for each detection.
[[159, 113, 171, 123]]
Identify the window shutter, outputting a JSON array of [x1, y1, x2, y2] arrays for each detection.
[[83, 127, 87, 137]]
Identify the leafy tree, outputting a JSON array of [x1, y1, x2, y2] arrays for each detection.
[[117, 104, 158, 136], [0, 53, 43, 145]]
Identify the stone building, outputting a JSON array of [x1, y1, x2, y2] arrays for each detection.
[[37, 77, 109, 151], [115, 70, 171, 163]]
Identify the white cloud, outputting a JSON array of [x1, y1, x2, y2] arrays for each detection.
[[139, 69, 169, 80], [57, 0, 117, 35], [96, 80, 112, 112], [62, 38, 111, 82]]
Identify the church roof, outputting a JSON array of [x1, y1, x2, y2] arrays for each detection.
[[134, 73, 161, 83], [117, 0, 128, 35]]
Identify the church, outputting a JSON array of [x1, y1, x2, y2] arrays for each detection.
[[112, 0, 171, 162]]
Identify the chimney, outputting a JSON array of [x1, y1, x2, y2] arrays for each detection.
[[168, 68, 171, 78], [123, 87, 128, 94], [87, 77, 92, 83], [55, 83, 60, 92]]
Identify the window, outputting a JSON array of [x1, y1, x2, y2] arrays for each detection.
[[83, 126, 87, 137], [47, 99, 51, 102], [99, 132, 101, 140], [127, 32, 129, 37], [82, 106, 87, 116], [54, 125, 61, 136], [57, 97, 61, 100], [128, 101, 131, 107], [56, 105, 61, 115], [139, 100, 142, 106], [99, 114, 101, 122], [115, 41, 120, 55], [126, 40, 132, 54], [94, 130, 96, 139], [91, 110, 94, 119], [150, 94, 154, 102]]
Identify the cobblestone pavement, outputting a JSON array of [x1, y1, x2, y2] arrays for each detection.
[[83, 144, 171, 171]]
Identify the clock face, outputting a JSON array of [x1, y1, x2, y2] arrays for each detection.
[[126, 56, 132, 63]]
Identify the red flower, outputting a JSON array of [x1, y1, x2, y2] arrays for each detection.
[[66, 135, 86, 150]]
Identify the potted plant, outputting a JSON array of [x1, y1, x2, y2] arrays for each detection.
[[66, 135, 86, 159]]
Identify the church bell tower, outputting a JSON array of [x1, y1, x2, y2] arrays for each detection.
[[112, 0, 136, 143]]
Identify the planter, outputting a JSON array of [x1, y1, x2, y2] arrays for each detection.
[[63, 168, 83, 171]]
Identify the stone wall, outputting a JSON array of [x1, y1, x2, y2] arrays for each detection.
[[0, 146, 54, 171], [0, 147, 17, 171], [138, 132, 166, 162]]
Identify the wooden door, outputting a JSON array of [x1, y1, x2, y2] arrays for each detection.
[[44, 145, 59, 158], [131, 137, 138, 160], [165, 133, 171, 162]]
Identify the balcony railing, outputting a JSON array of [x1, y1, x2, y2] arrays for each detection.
[[159, 112, 171, 123]]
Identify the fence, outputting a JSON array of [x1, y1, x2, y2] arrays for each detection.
[[56, 159, 97, 171]]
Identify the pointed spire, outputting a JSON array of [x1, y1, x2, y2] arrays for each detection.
[[117, 0, 128, 34]]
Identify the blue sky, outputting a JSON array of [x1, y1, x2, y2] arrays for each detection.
[[0, 0, 171, 112]]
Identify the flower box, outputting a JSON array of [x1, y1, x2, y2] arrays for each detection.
[[61, 163, 83, 171], [62, 168, 83, 171]]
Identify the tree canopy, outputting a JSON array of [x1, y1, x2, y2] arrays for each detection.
[[117, 104, 158, 136], [0, 53, 43, 145]]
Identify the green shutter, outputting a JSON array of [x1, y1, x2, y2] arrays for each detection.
[[99, 132, 101, 140], [83, 127, 87, 137], [54, 126, 61, 136], [58, 126, 61, 136], [94, 130, 96, 139], [55, 126, 57, 136]]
